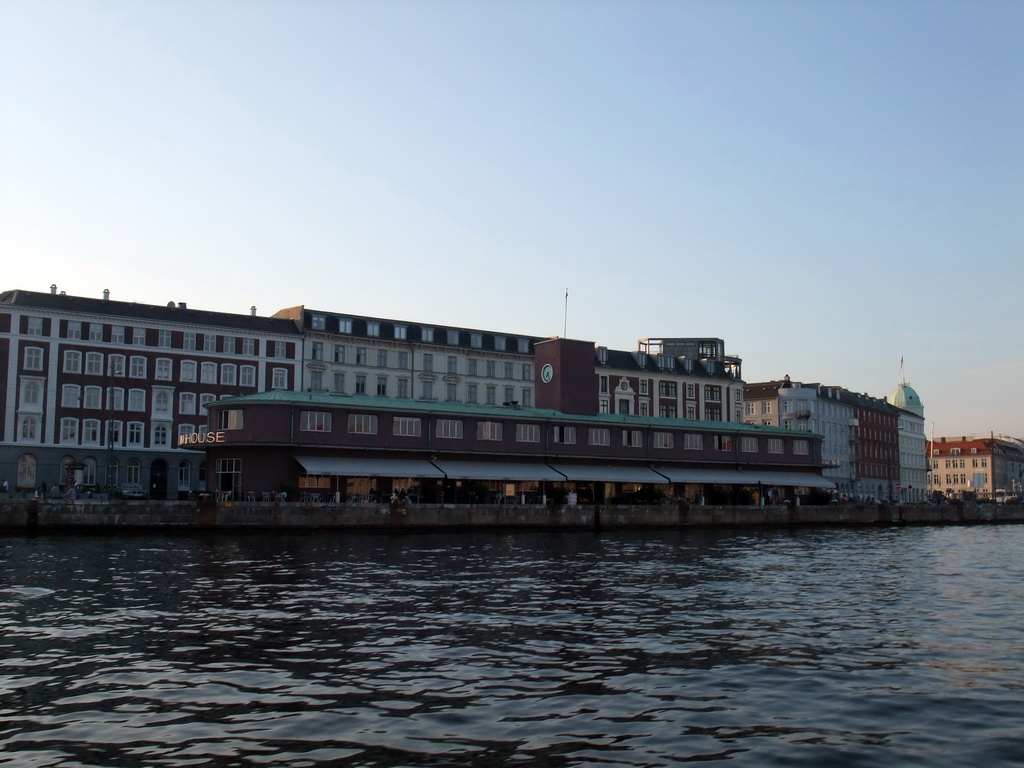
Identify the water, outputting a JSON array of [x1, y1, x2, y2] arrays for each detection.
[[1, 526, 1023, 767]]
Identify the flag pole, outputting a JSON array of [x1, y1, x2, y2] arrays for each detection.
[[563, 288, 568, 338]]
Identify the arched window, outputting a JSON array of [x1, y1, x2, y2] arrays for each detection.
[[60, 456, 76, 489], [127, 458, 142, 484], [17, 454, 37, 489], [21, 380, 43, 408], [82, 457, 97, 487]]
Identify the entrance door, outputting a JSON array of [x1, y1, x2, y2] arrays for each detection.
[[150, 459, 168, 500]]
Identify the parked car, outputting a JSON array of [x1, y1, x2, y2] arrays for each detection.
[[119, 483, 147, 499]]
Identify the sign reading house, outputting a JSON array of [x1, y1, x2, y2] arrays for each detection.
[[178, 431, 226, 447]]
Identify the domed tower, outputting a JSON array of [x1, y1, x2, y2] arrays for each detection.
[[888, 376, 926, 503], [888, 381, 923, 418]]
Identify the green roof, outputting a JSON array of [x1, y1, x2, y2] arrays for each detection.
[[215, 389, 807, 436]]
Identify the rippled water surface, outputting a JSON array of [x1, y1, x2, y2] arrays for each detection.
[[2, 526, 1023, 766]]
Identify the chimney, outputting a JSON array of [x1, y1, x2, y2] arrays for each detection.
[[178, 302, 186, 309], [103, 289, 110, 301], [50, 283, 57, 295], [250, 305, 257, 317]]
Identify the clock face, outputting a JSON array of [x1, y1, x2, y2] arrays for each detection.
[[541, 364, 554, 383]]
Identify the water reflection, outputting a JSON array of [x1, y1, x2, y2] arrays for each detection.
[[1, 528, 1023, 766]]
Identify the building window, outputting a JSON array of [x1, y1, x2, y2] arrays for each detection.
[[334, 372, 346, 393], [355, 374, 367, 395], [521, 389, 532, 407], [375, 350, 388, 368], [311, 342, 323, 361], [158, 330, 172, 348], [110, 325, 125, 344], [152, 358, 171, 380], [199, 362, 216, 384], [26, 317, 43, 336], [127, 458, 141, 483], [85, 352, 103, 375], [83, 419, 101, 444], [17, 454, 38, 488], [470, 333, 482, 348], [202, 335, 216, 353], [18, 415, 40, 442], [422, 353, 433, 372], [394, 325, 407, 340], [153, 390, 172, 416], [447, 356, 458, 374], [446, 382, 458, 402], [761, 401, 772, 414], [793, 440, 809, 455], [16, 347, 41, 375], [272, 368, 288, 389], [129, 356, 146, 378], [200, 394, 215, 414], [468, 359, 478, 376], [242, 338, 256, 356], [63, 350, 82, 373], [504, 362, 514, 379], [128, 389, 145, 411], [447, 329, 460, 345], [179, 392, 196, 415], [218, 409, 244, 430], [60, 418, 79, 444], [684, 433, 703, 450], [600, 376, 609, 394], [714, 435, 732, 451], [240, 365, 256, 387], [599, 399, 609, 414], [132, 327, 146, 345], [767, 438, 783, 454], [300, 411, 332, 432], [622, 429, 643, 447], [486, 360, 496, 378], [553, 426, 576, 444], [224, 337, 236, 355], [393, 417, 421, 437], [215, 458, 242, 497], [516, 423, 540, 443], [62, 384, 81, 408], [221, 364, 237, 386], [654, 432, 674, 449], [659, 404, 678, 419], [311, 314, 325, 330], [183, 332, 196, 351], [178, 461, 192, 491], [397, 378, 409, 398], [127, 422, 144, 446], [84, 386, 102, 409], [355, 347, 367, 365], [436, 419, 463, 439], [333, 344, 346, 363], [180, 361, 197, 382], [486, 385, 496, 405], [478, 421, 503, 441], [745, 402, 756, 416], [367, 321, 380, 336], [741, 436, 758, 453], [588, 428, 610, 446], [66, 321, 82, 339], [347, 414, 378, 434], [466, 383, 477, 403], [421, 327, 434, 343]]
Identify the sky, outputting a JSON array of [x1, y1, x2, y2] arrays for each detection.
[[1, 0, 1022, 438]]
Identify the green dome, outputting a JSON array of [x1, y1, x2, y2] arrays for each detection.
[[888, 383, 922, 409]]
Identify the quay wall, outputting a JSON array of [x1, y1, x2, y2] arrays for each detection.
[[1, 499, 1023, 531]]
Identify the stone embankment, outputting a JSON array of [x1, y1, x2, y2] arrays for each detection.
[[1, 499, 1022, 531]]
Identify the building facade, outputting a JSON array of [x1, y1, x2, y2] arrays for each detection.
[[927, 435, 1024, 502], [744, 377, 856, 497], [1, 286, 302, 498], [887, 382, 927, 503]]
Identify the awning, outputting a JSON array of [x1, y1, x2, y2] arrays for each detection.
[[295, 456, 445, 478], [656, 467, 834, 488], [433, 461, 564, 482], [548, 465, 671, 484]]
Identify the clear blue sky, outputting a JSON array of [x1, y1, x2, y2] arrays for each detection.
[[2, 1, 1021, 437]]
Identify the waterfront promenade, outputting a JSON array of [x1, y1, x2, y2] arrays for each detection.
[[1, 498, 1021, 530]]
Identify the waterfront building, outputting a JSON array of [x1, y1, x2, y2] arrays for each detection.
[[195, 337, 829, 504], [0, 286, 302, 498], [927, 435, 1024, 502], [744, 377, 856, 497], [837, 389, 901, 501], [887, 382, 927, 503], [271, 305, 540, 408]]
